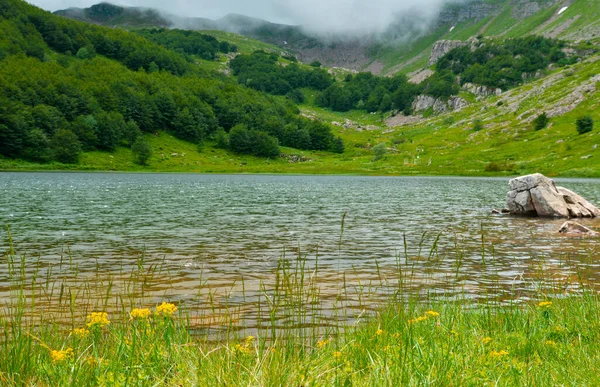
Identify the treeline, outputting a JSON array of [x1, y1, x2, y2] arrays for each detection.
[[229, 51, 334, 102], [0, 0, 192, 75], [134, 28, 237, 61], [0, 0, 343, 163], [315, 72, 423, 114], [436, 36, 577, 89]]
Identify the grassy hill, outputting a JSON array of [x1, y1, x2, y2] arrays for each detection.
[[373, 0, 600, 76], [2, 0, 600, 177], [3, 49, 600, 177]]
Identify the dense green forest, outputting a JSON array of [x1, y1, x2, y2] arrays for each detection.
[[134, 28, 238, 60], [229, 51, 333, 101], [436, 36, 578, 89], [315, 72, 422, 113], [0, 0, 343, 164]]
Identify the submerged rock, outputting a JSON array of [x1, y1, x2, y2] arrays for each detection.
[[506, 173, 600, 218], [558, 221, 598, 236]]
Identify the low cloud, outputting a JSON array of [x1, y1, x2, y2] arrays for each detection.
[[31, 0, 464, 37]]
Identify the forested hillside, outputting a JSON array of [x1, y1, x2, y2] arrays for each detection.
[[0, 0, 343, 165]]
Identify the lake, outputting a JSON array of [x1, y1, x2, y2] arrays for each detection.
[[2, 172, 600, 331]]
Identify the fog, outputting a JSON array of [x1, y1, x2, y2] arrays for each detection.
[[29, 0, 464, 36]]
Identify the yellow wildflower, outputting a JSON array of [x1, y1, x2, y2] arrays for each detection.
[[155, 302, 178, 316], [72, 328, 90, 338], [234, 343, 251, 354], [130, 308, 152, 320], [425, 310, 440, 317], [245, 335, 255, 343], [490, 350, 509, 357], [482, 337, 492, 345], [538, 301, 553, 308], [86, 356, 105, 367], [333, 351, 342, 358], [408, 316, 428, 324], [317, 338, 331, 348], [375, 329, 384, 336], [545, 340, 557, 346], [50, 348, 74, 363], [86, 312, 110, 328]]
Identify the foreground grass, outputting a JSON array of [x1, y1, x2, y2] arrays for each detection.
[[2, 295, 600, 386], [2, 231, 600, 386]]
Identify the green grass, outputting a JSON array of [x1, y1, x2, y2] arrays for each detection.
[[2, 228, 600, 386], [203, 30, 293, 56]]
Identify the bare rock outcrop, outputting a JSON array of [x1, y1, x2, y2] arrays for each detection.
[[462, 82, 502, 99], [506, 173, 600, 218], [428, 40, 465, 66], [412, 95, 468, 113]]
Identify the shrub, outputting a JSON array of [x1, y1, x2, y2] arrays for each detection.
[[472, 119, 483, 131], [576, 115, 594, 134], [51, 129, 81, 164], [131, 137, 152, 165], [372, 143, 387, 161], [533, 112, 549, 131], [484, 162, 515, 172]]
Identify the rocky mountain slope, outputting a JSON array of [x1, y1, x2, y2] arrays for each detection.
[[54, 0, 600, 73]]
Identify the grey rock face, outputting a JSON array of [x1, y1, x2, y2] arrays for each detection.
[[411, 95, 468, 114], [512, 1, 540, 19], [506, 173, 600, 218], [428, 40, 465, 66], [462, 82, 502, 99], [437, 1, 501, 25]]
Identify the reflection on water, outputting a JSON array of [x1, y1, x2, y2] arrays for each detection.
[[2, 172, 600, 330]]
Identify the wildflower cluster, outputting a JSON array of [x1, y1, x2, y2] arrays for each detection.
[[72, 328, 90, 338], [50, 348, 74, 363], [155, 302, 178, 316], [489, 350, 509, 358], [86, 312, 111, 328], [317, 338, 332, 348], [538, 301, 553, 308], [408, 310, 440, 324], [130, 308, 152, 320], [482, 337, 492, 345], [234, 336, 255, 354]]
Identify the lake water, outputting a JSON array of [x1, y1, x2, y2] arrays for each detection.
[[2, 172, 600, 331]]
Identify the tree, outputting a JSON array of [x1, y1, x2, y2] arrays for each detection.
[[576, 115, 594, 134], [96, 111, 126, 151], [228, 124, 253, 154], [173, 108, 202, 143], [23, 128, 52, 162], [372, 143, 387, 161], [472, 119, 484, 131], [213, 128, 229, 149], [532, 112, 549, 131], [330, 136, 344, 154], [51, 129, 81, 163], [131, 136, 152, 165], [124, 120, 142, 147]]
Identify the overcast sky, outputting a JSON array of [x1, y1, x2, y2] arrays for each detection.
[[29, 0, 453, 34]]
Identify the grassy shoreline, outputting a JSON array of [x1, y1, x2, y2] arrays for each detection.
[[3, 233, 600, 385]]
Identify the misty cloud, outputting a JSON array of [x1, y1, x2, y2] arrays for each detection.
[[273, 0, 449, 36], [29, 0, 464, 36]]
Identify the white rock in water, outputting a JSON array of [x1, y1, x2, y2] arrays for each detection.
[[558, 221, 598, 236], [506, 173, 600, 218]]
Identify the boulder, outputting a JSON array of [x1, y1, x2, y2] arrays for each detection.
[[506, 173, 600, 218], [558, 221, 598, 236]]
